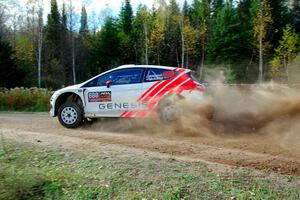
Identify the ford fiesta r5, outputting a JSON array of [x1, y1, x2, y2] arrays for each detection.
[[50, 65, 205, 128]]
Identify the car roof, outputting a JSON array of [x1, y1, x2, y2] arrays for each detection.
[[117, 64, 179, 71], [80, 65, 190, 87]]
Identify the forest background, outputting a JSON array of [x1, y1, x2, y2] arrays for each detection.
[[1, 0, 300, 89]]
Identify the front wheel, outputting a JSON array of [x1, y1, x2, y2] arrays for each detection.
[[58, 102, 83, 128]]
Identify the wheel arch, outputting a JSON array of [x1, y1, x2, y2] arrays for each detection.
[[156, 93, 184, 113], [54, 92, 83, 117]]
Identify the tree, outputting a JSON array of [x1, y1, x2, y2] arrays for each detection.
[[252, 0, 273, 82], [149, 15, 165, 65], [291, 0, 300, 33], [183, 22, 198, 67], [45, 0, 62, 58], [37, 6, 43, 88], [182, 0, 189, 17], [62, 4, 67, 32], [14, 30, 35, 86], [235, 0, 256, 81], [67, 0, 77, 84], [209, 2, 244, 62], [179, 0, 190, 68], [79, 5, 88, 37], [44, 0, 64, 88], [270, 25, 299, 80], [211, 0, 223, 17], [61, 3, 71, 84], [180, 0, 197, 68], [90, 18, 121, 73], [190, 0, 210, 76], [0, 0, 8, 38], [119, 0, 134, 63], [237, 0, 253, 53], [180, 1, 185, 68], [148, 1, 167, 65], [89, 10, 100, 35], [165, 0, 181, 67], [74, 5, 95, 81], [132, 5, 151, 64], [77, 4, 91, 82], [9, 0, 43, 87], [120, 0, 133, 35], [268, 0, 289, 47], [0, 35, 24, 88]]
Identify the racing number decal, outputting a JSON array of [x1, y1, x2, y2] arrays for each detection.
[[88, 91, 111, 102]]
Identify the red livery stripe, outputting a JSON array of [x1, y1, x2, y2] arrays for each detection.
[[120, 68, 194, 118]]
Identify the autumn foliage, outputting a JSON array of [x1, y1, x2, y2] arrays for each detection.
[[0, 88, 52, 112]]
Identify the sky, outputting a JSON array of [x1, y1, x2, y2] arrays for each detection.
[[8, 0, 191, 30], [19, 0, 191, 17], [46, 0, 157, 16]]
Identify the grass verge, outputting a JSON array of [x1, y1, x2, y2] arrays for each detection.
[[0, 141, 299, 200], [0, 88, 52, 112]]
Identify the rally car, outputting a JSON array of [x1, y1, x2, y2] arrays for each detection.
[[50, 65, 205, 128]]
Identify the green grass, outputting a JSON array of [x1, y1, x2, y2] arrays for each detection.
[[0, 142, 299, 200], [0, 87, 52, 112]]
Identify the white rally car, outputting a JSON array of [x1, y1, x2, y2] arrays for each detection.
[[50, 65, 205, 128]]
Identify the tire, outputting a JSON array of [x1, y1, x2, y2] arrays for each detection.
[[58, 102, 83, 128], [157, 95, 182, 122]]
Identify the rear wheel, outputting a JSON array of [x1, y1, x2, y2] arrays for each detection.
[[58, 102, 83, 128], [157, 95, 182, 122]]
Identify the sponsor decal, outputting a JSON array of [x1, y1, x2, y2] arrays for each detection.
[[162, 70, 175, 77], [145, 71, 177, 82], [88, 91, 111, 102], [145, 74, 164, 81], [99, 102, 148, 110]]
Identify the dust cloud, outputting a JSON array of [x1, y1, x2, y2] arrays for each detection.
[[207, 82, 300, 153], [85, 69, 300, 153]]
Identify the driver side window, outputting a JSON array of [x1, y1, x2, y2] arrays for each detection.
[[84, 68, 144, 87]]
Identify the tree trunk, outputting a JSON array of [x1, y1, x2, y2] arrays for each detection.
[[72, 34, 76, 84], [134, 42, 138, 64], [157, 48, 160, 65], [37, 25, 42, 88], [258, 29, 263, 82], [197, 36, 205, 79], [200, 38, 205, 79], [144, 23, 148, 65], [176, 48, 180, 67], [284, 56, 289, 82], [186, 53, 189, 69], [37, 8, 43, 88], [67, 0, 76, 84], [180, 17, 184, 68]]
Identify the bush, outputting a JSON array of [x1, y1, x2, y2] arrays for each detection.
[[0, 87, 53, 112], [0, 167, 64, 200]]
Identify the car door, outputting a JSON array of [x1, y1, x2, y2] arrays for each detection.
[[131, 68, 178, 118], [140, 68, 177, 103], [82, 68, 145, 117]]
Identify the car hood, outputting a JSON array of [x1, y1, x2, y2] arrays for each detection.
[[51, 84, 82, 99]]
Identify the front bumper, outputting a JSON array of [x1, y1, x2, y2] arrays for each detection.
[[49, 97, 55, 117]]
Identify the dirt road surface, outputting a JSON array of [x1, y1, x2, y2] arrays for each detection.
[[0, 113, 300, 176]]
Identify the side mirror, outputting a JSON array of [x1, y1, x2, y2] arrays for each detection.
[[106, 80, 112, 88]]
